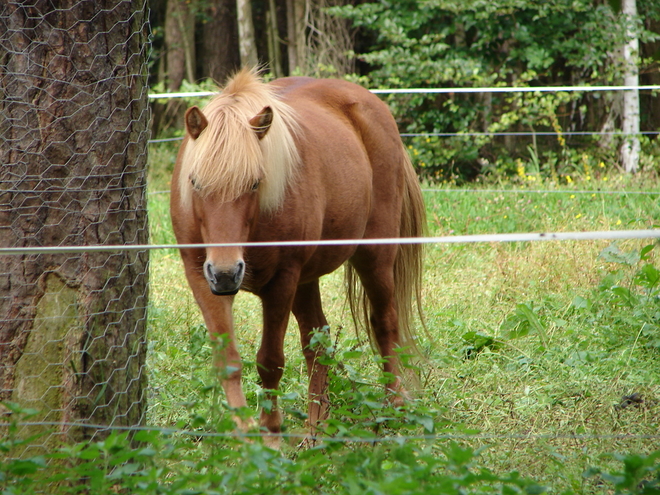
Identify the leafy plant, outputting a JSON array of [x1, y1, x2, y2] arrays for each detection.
[[0, 403, 47, 495], [585, 451, 660, 494], [596, 242, 660, 348], [500, 302, 549, 348]]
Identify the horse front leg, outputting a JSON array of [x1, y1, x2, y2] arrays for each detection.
[[292, 280, 330, 433], [255, 270, 299, 448], [180, 249, 250, 427]]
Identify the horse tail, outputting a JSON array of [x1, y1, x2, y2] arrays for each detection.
[[345, 145, 426, 353], [393, 147, 427, 351]]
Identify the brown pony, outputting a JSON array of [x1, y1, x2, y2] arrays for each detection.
[[170, 68, 426, 445]]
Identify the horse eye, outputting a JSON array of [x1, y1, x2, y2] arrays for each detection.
[[251, 180, 260, 191], [190, 175, 201, 191]]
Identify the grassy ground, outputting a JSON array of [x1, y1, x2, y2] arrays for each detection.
[[4, 145, 658, 494], [141, 141, 660, 492]]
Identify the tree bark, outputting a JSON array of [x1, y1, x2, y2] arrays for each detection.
[[620, 0, 640, 173], [286, 0, 306, 73], [286, 0, 297, 72], [640, 17, 660, 133], [156, 0, 197, 135], [236, 0, 258, 67], [0, 0, 149, 450], [199, 0, 240, 83]]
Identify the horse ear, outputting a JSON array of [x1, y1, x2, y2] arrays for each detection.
[[249, 106, 273, 140], [185, 106, 208, 140]]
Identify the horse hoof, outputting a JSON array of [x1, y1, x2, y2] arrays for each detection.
[[263, 432, 281, 450]]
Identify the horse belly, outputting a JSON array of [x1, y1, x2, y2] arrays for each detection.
[[298, 187, 371, 283]]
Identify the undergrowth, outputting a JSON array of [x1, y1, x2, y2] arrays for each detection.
[[2, 236, 659, 493]]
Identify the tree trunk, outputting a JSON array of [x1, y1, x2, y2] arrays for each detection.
[[236, 0, 258, 67], [286, 0, 306, 73], [267, 0, 283, 77], [165, 0, 196, 90], [640, 17, 660, 133], [156, 0, 197, 135], [199, 0, 240, 83], [0, 0, 149, 451], [620, 0, 640, 173], [286, 0, 297, 72]]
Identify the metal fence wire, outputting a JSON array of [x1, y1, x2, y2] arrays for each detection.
[[0, 1, 150, 455]]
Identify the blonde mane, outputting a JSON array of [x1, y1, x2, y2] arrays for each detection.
[[178, 69, 300, 211]]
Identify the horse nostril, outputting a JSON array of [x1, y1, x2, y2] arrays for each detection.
[[234, 260, 245, 282], [204, 261, 216, 283]]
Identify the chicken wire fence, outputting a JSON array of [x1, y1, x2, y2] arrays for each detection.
[[0, 0, 150, 455]]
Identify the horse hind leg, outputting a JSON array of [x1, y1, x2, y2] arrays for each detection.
[[292, 280, 331, 431], [348, 247, 410, 406]]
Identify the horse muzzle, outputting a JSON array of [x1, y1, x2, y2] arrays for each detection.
[[204, 260, 245, 296]]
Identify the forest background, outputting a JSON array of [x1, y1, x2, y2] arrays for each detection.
[[148, 0, 660, 183]]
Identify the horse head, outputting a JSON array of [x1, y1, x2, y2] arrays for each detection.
[[183, 105, 273, 296]]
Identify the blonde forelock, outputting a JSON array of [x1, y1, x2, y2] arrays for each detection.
[[178, 68, 300, 211]]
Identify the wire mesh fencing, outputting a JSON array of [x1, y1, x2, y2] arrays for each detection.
[[0, 0, 151, 455]]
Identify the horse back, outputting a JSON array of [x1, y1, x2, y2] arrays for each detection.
[[269, 77, 409, 239]]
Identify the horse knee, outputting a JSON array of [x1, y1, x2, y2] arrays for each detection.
[[256, 350, 285, 388]]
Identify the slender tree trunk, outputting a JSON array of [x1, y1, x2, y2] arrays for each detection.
[[640, 18, 660, 132], [620, 0, 640, 173], [0, 0, 149, 451], [286, 0, 295, 72], [294, 0, 307, 71], [267, 0, 283, 77], [286, 0, 306, 73], [159, 0, 196, 135], [236, 0, 258, 67], [286, 0, 297, 72]]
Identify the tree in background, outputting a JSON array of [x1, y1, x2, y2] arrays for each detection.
[[621, 0, 640, 173], [147, 0, 659, 179], [201, 0, 241, 82], [149, 0, 353, 126], [237, 0, 259, 66]]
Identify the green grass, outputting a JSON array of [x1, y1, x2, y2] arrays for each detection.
[[3, 145, 659, 494]]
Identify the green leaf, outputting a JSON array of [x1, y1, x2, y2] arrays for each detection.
[[572, 295, 591, 310], [611, 286, 638, 307], [599, 243, 640, 266], [417, 415, 435, 433], [6, 457, 46, 476], [501, 303, 548, 347], [640, 243, 656, 260], [635, 264, 660, 290], [78, 445, 101, 461]]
